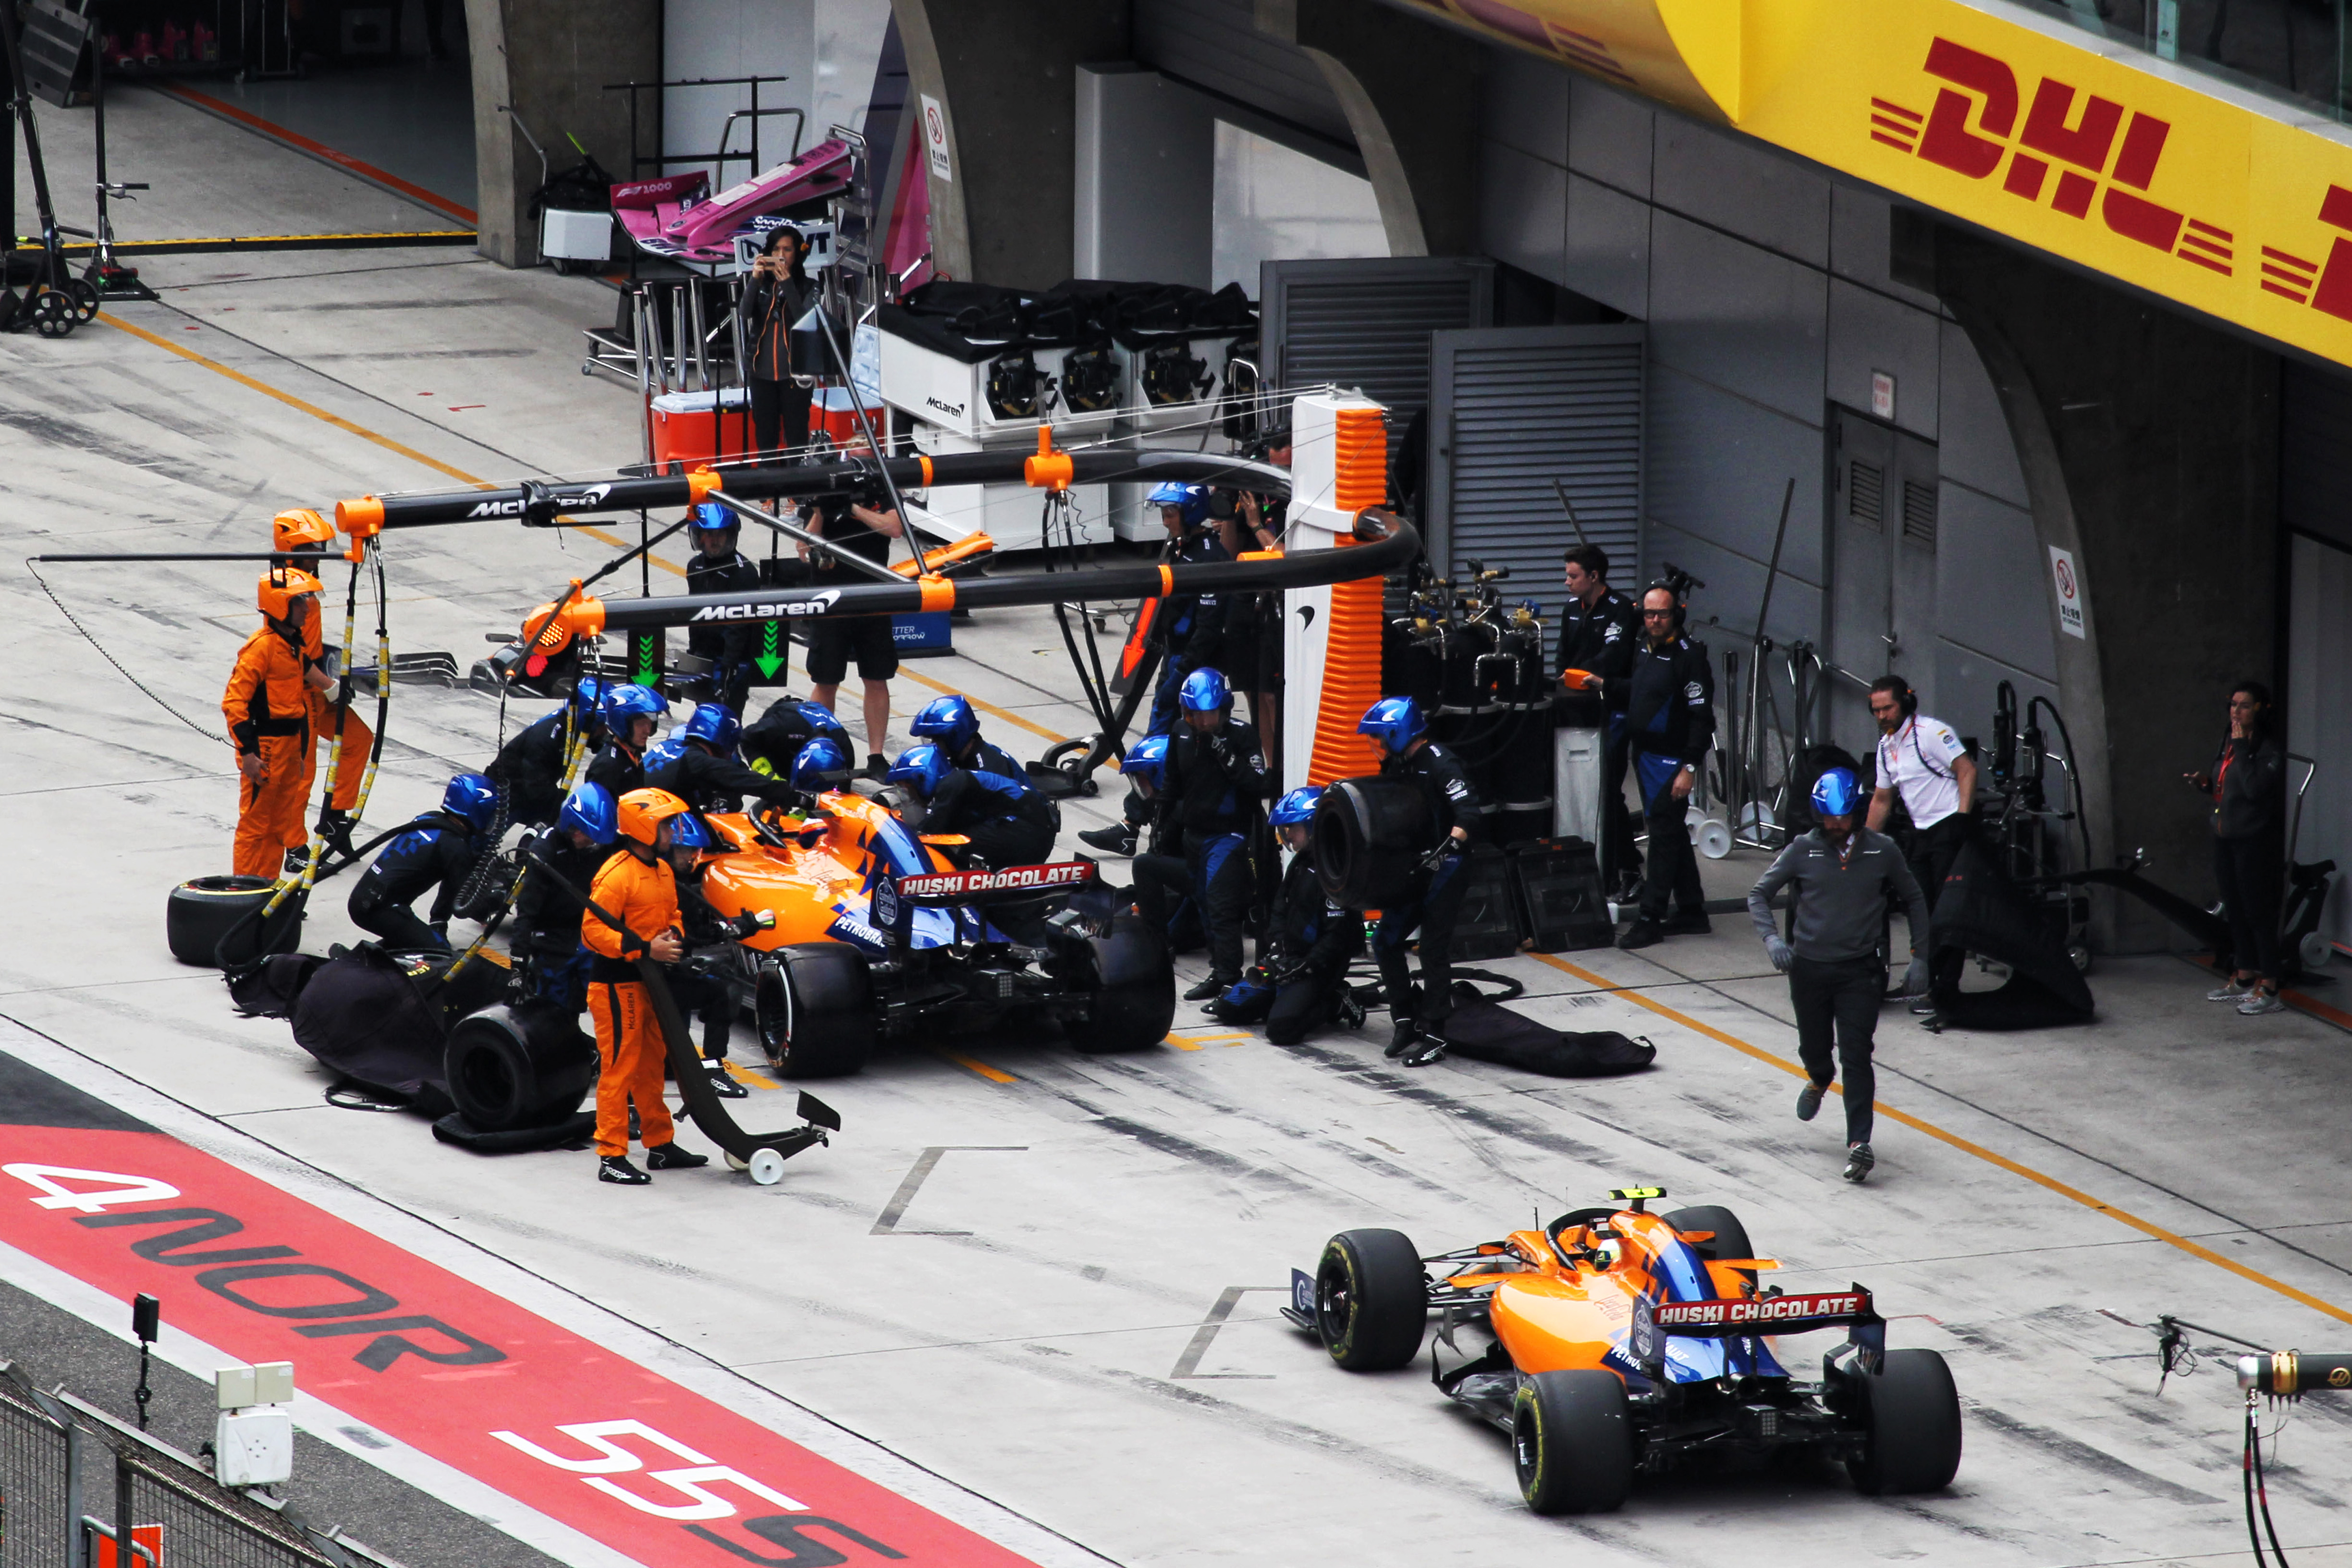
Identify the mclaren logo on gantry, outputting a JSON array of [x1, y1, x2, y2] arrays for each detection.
[[464, 483, 616, 519], [692, 591, 844, 621]]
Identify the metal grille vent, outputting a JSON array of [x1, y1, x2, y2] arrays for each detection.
[[1848, 460, 1884, 528], [1901, 479, 1937, 549]]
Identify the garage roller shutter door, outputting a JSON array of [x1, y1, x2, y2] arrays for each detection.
[[1261, 257, 1496, 459], [1426, 324, 1645, 670]]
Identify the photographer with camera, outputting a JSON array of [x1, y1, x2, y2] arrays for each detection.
[[743, 227, 815, 461]]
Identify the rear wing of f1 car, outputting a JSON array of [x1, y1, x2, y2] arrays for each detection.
[[1632, 1286, 1887, 1372], [870, 859, 1101, 948]]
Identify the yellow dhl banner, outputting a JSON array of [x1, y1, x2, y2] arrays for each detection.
[[1404, 0, 2352, 368]]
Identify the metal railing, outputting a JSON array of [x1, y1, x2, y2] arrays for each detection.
[[0, 1363, 402, 1568]]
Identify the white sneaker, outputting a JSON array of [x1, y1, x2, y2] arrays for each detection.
[[2237, 990, 2286, 1016], [2206, 979, 2249, 1002]]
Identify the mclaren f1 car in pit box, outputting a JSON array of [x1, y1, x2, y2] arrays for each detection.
[[683, 794, 1172, 1076], [1285, 1187, 1960, 1514]]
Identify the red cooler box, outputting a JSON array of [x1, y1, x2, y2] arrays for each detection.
[[649, 387, 752, 470], [815, 385, 886, 447]]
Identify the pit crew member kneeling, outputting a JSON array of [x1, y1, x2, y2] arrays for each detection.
[[1161, 668, 1272, 1001], [887, 742, 1059, 869], [1358, 697, 1481, 1065], [1206, 786, 1363, 1044], [1746, 766, 1931, 1186], [346, 773, 498, 952]]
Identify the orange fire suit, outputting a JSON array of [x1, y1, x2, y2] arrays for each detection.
[[582, 849, 682, 1157], [223, 622, 316, 878]]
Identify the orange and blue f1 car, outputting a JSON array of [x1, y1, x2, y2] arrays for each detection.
[[1286, 1188, 1961, 1514]]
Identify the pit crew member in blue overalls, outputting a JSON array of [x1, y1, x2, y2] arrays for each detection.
[[1117, 735, 1199, 953], [887, 742, 1059, 869], [588, 683, 671, 797], [1614, 582, 1716, 951], [346, 773, 498, 952], [489, 675, 608, 830], [683, 501, 763, 712], [644, 702, 801, 816], [1079, 483, 1229, 857], [515, 782, 618, 1015], [1206, 785, 1364, 1044], [1747, 766, 1930, 1186], [1160, 668, 1272, 1001], [741, 697, 850, 782], [1358, 697, 1482, 1065], [909, 692, 1060, 847]]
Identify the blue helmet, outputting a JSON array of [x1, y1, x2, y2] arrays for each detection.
[[690, 501, 735, 532], [679, 702, 740, 753], [558, 782, 617, 844], [1119, 734, 1170, 789], [442, 772, 499, 834], [643, 735, 688, 774], [1357, 695, 1426, 754], [886, 743, 952, 798], [601, 682, 670, 727], [792, 736, 851, 792], [909, 693, 980, 755], [1811, 765, 1862, 820], [667, 811, 712, 849], [1269, 785, 1323, 828], [1178, 666, 1231, 714], [1148, 481, 1211, 529], [793, 702, 848, 741], [569, 674, 612, 724]]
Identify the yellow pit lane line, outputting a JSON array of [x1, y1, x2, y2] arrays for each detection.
[[1533, 952, 2352, 1326]]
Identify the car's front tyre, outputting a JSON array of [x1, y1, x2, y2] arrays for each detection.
[[1313, 1228, 1426, 1371]]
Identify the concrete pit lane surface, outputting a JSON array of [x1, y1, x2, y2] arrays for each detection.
[[14, 89, 2352, 1568]]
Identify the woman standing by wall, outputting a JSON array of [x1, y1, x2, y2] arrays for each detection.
[[2188, 682, 2289, 1015], [743, 227, 815, 461]]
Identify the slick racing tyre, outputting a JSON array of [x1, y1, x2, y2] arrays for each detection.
[[1513, 1369, 1635, 1515], [1313, 1228, 1426, 1371], [168, 875, 302, 968], [1846, 1348, 1962, 1495], [1664, 1204, 1755, 1290], [757, 944, 875, 1078], [1077, 914, 1174, 1052], [1313, 776, 1432, 909], [443, 1001, 597, 1132]]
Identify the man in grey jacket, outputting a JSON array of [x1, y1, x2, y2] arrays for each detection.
[[1747, 766, 1932, 1184]]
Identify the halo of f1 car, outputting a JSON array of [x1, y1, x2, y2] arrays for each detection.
[[1283, 1186, 1961, 1514]]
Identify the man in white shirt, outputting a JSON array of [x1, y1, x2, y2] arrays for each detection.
[[1864, 675, 1977, 1009]]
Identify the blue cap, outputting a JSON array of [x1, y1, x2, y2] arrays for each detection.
[[1119, 734, 1170, 789], [909, 693, 980, 755], [1357, 695, 1426, 754], [1811, 766, 1862, 819], [679, 702, 740, 753], [558, 782, 617, 844], [1178, 666, 1230, 714], [791, 736, 851, 792], [886, 743, 951, 798], [1269, 785, 1323, 827], [442, 772, 499, 834], [690, 501, 735, 532]]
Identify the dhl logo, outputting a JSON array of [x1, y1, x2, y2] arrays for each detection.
[[1877, 36, 2352, 326]]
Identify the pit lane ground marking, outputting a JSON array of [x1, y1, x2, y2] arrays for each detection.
[[93, 312, 687, 575], [938, 1050, 1017, 1083], [1532, 952, 2352, 1328], [1164, 1033, 1248, 1050]]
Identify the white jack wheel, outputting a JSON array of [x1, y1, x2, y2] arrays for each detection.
[[747, 1147, 788, 1185], [2300, 931, 2333, 972], [723, 1151, 749, 1172]]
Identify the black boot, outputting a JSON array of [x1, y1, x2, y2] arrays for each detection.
[[1183, 975, 1229, 1002], [599, 1155, 649, 1185], [316, 808, 357, 862], [647, 1142, 709, 1170], [1079, 821, 1139, 857], [706, 1063, 748, 1098], [1384, 1018, 1420, 1059]]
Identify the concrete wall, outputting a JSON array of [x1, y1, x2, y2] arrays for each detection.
[[466, 0, 661, 266], [1475, 46, 2059, 760], [660, 1, 894, 189]]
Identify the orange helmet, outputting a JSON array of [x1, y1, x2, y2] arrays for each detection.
[[257, 567, 324, 623], [272, 508, 334, 552], [615, 787, 691, 847]]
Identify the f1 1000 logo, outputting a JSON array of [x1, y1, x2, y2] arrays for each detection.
[[1872, 39, 2229, 274]]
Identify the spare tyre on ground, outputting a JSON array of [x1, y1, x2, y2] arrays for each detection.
[[168, 876, 305, 968]]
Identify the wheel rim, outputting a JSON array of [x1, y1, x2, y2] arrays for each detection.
[[1314, 1257, 1352, 1346], [1512, 1402, 1541, 1488]]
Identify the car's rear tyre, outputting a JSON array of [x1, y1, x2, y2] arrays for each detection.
[[1312, 777, 1433, 910], [1512, 1369, 1634, 1515], [756, 945, 875, 1078], [443, 1001, 596, 1131], [1077, 914, 1174, 1052], [1313, 1228, 1426, 1371], [1664, 1203, 1755, 1289], [1846, 1348, 1962, 1495]]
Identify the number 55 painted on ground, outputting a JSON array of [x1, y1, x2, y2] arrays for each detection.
[[490, 1419, 809, 1519]]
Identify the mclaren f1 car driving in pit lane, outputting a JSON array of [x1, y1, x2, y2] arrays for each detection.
[[1284, 1187, 1961, 1514], [678, 793, 1171, 1077]]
